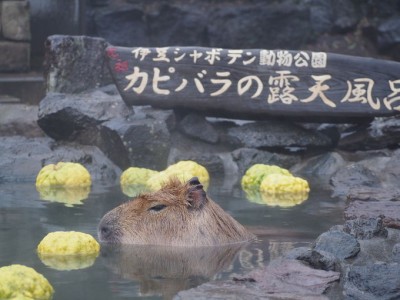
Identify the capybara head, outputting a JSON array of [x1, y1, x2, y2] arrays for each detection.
[[98, 177, 255, 246]]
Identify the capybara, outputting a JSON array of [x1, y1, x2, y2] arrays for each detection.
[[100, 243, 244, 298], [98, 177, 255, 246]]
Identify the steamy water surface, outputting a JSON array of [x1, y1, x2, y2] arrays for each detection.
[[0, 175, 345, 300]]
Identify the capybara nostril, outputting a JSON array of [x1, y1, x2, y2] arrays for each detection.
[[98, 216, 121, 243], [100, 225, 111, 239]]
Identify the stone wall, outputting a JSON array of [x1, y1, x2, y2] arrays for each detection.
[[86, 0, 400, 62], [0, 0, 30, 72]]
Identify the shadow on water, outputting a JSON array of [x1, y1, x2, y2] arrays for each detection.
[[0, 173, 345, 299]]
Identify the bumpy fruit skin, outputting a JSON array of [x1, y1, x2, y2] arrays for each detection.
[[36, 162, 91, 187], [241, 164, 292, 189], [259, 174, 310, 194], [37, 231, 100, 256], [0, 264, 54, 300], [242, 164, 310, 207], [120, 167, 158, 196], [260, 190, 309, 207], [120, 167, 158, 186], [147, 161, 210, 191]]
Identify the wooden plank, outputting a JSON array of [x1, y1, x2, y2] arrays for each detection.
[[106, 46, 400, 122]]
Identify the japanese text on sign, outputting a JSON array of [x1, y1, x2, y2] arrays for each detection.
[[107, 47, 400, 111]]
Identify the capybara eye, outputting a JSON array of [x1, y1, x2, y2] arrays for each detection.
[[148, 204, 167, 212]]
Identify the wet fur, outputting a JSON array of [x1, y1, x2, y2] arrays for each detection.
[[98, 178, 255, 246]]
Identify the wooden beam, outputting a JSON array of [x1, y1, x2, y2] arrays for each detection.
[[106, 46, 400, 122]]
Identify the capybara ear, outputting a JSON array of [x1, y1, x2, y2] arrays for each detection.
[[188, 177, 201, 186], [188, 181, 207, 209]]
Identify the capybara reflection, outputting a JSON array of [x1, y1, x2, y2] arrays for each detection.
[[98, 177, 255, 246], [100, 243, 244, 298]]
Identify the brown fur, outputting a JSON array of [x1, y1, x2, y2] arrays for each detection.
[[98, 177, 255, 246], [101, 243, 244, 298]]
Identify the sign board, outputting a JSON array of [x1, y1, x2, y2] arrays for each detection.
[[106, 46, 400, 122]]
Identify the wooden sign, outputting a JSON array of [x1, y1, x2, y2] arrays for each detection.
[[106, 46, 400, 122]]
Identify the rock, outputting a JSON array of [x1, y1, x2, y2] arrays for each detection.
[[174, 280, 274, 300], [314, 230, 360, 259], [207, 1, 312, 49], [0, 104, 44, 137], [146, 4, 208, 47], [393, 243, 400, 262], [178, 113, 219, 144], [134, 106, 176, 132], [0, 136, 121, 183], [0, 41, 30, 71], [380, 149, 400, 187], [343, 263, 400, 300], [285, 247, 339, 272], [1, 0, 31, 41], [301, 249, 340, 272], [175, 258, 339, 300], [347, 186, 400, 202], [310, 0, 361, 34], [345, 201, 400, 229], [349, 228, 400, 266], [227, 121, 333, 151], [283, 246, 312, 260], [377, 17, 400, 50], [168, 132, 227, 176], [246, 258, 340, 295], [37, 89, 176, 170], [343, 217, 388, 240], [104, 117, 171, 170], [37, 91, 132, 169], [330, 163, 382, 197], [93, 6, 149, 47], [338, 116, 400, 151], [44, 35, 112, 94], [90, 1, 314, 50], [232, 147, 300, 176], [291, 152, 346, 176]]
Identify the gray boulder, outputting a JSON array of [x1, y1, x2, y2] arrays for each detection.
[[227, 121, 333, 151], [178, 113, 219, 144], [175, 258, 339, 300], [291, 152, 346, 176], [310, 0, 361, 34], [338, 116, 400, 151], [377, 17, 400, 50], [90, 0, 315, 50], [44, 35, 112, 94], [0, 136, 121, 183], [232, 147, 301, 176], [38, 89, 175, 170], [344, 263, 400, 300], [330, 163, 382, 198], [313, 230, 360, 260], [0, 103, 44, 137], [393, 243, 400, 262], [343, 217, 388, 240], [345, 201, 400, 229], [168, 132, 227, 176], [37, 90, 132, 169], [104, 117, 171, 170]]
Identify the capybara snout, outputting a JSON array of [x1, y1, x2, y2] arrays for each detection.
[[98, 177, 255, 246]]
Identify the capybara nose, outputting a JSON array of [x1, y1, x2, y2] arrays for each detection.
[[98, 219, 119, 243], [99, 224, 112, 240]]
